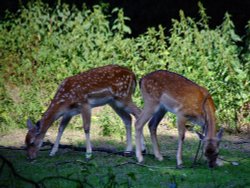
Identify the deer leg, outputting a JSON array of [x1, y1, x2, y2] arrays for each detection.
[[50, 115, 72, 156], [81, 104, 92, 159], [110, 104, 133, 152], [124, 100, 141, 119], [176, 116, 187, 168], [135, 105, 155, 163], [123, 100, 146, 153], [148, 108, 166, 161]]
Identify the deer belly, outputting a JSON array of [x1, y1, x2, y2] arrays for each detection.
[[88, 97, 113, 107], [187, 115, 205, 127]]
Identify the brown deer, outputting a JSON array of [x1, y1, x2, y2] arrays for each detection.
[[135, 70, 223, 168], [25, 65, 145, 160]]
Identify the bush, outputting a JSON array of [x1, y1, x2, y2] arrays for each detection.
[[0, 1, 166, 132], [0, 1, 249, 133], [165, 3, 249, 130]]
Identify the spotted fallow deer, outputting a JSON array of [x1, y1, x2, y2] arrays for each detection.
[[135, 70, 223, 168], [25, 65, 144, 160]]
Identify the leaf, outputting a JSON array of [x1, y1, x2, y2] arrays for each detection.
[[127, 172, 136, 181], [112, 8, 119, 13], [231, 161, 239, 166], [224, 75, 231, 82], [123, 26, 131, 34]]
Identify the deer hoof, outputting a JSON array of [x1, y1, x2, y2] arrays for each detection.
[[137, 156, 144, 163], [49, 152, 55, 157], [124, 151, 134, 157], [85, 152, 92, 160], [176, 164, 184, 169], [156, 155, 163, 161]]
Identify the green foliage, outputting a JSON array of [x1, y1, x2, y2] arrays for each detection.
[[0, 1, 249, 133], [0, 1, 166, 132], [97, 106, 125, 141], [165, 3, 249, 130]]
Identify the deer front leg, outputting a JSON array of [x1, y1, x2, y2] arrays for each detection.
[[81, 104, 92, 159], [176, 116, 187, 168], [50, 115, 72, 156], [135, 107, 155, 163]]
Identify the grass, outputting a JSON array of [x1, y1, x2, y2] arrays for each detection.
[[0, 119, 250, 188]]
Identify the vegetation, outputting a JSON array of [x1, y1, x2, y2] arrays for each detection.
[[0, 127, 250, 188], [0, 1, 249, 187], [0, 1, 249, 132], [166, 3, 249, 131]]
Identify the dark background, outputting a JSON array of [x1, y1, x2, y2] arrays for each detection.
[[1, 0, 250, 37]]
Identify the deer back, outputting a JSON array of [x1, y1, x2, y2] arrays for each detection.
[[52, 65, 136, 105], [140, 70, 212, 118]]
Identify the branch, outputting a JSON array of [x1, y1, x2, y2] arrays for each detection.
[[37, 176, 92, 188], [42, 141, 133, 157], [233, 141, 250, 144]]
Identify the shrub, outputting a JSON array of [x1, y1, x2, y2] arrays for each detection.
[[0, 1, 166, 132], [0, 1, 249, 133], [165, 3, 249, 130]]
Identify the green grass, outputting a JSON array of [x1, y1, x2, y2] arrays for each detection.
[[0, 126, 250, 188]]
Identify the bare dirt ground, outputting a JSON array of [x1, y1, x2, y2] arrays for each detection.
[[0, 125, 250, 155]]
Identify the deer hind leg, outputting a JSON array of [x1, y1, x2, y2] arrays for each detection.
[[81, 104, 92, 159], [176, 116, 187, 168], [110, 103, 133, 153], [50, 115, 72, 156], [123, 100, 146, 153], [135, 103, 156, 163], [148, 108, 166, 161], [124, 100, 141, 119]]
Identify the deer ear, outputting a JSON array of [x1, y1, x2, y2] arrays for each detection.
[[217, 128, 223, 140], [196, 131, 205, 140], [27, 119, 34, 130]]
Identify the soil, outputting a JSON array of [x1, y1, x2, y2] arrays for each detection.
[[0, 127, 250, 155]]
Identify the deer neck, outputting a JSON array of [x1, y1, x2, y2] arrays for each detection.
[[39, 104, 59, 135], [204, 101, 216, 139]]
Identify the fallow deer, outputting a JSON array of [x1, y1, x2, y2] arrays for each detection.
[[25, 65, 144, 160], [135, 70, 223, 168]]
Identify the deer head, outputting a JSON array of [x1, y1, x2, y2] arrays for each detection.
[[25, 119, 43, 160], [197, 128, 223, 168]]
